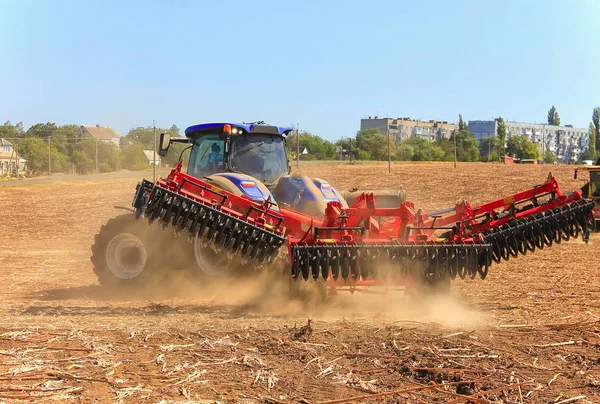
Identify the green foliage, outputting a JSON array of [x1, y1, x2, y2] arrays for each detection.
[[125, 124, 180, 151], [120, 144, 148, 170], [26, 122, 58, 138], [71, 150, 94, 174], [593, 107, 600, 153], [479, 136, 498, 161], [507, 135, 541, 160], [396, 143, 414, 161], [356, 149, 371, 160], [335, 138, 355, 160], [355, 128, 394, 160], [496, 117, 507, 158], [458, 114, 467, 131], [547, 105, 560, 126], [0, 121, 23, 138], [449, 129, 479, 162], [163, 142, 191, 166], [70, 139, 120, 174], [17, 137, 46, 173], [287, 131, 336, 160], [543, 150, 558, 164], [585, 122, 597, 161]]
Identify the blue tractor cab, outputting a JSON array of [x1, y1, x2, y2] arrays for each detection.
[[158, 122, 347, 218]]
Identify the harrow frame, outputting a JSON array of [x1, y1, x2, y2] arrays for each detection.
[[132, 162, 595, 294]]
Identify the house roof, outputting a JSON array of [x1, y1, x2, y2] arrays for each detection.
[[81, 125, 119, 140], [143, 150, 160, 162], [0, 138, 25, 161]]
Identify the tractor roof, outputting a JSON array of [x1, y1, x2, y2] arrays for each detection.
[[185, 122, 293, 138]]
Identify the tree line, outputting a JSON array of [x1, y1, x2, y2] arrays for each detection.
[[2, 107, 598, 177], [0, 121, 185, 176], [288, 107, 600, 164]]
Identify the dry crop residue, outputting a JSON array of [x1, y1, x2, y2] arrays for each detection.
[[0, 162, 598, 403]]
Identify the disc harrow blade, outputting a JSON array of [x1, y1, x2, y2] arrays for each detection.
[[145, 185, 286, 262], [290, 242, 492, 283], [482, 199, 595, 263]]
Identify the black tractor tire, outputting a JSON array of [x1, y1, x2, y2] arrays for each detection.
[[176, 172, 281, 285], [91, 214, 171, 290]]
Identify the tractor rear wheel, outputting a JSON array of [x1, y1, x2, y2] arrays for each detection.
[[91, 214, 169, 289]]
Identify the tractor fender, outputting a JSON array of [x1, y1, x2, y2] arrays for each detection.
[[206, 173, 280, 211], [272, 175, 348, 218]]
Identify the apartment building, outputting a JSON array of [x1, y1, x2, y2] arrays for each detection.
[[468, 119, 589, 163], [360, 117, 458, 142]]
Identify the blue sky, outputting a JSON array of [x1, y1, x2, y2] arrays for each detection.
[[1, 0, 599, 141]]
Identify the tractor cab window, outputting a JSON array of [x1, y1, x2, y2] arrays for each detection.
[[230, 135, 287, 184], [188, 135, 225, 178], [591, 172, 600, 197]]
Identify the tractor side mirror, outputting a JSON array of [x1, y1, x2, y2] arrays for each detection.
[[158, 133, 171, 157]]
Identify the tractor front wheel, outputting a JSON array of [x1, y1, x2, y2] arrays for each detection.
[[91, 214, 169, 289]]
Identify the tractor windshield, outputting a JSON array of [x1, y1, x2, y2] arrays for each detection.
[[188, 135, 225, 178], [230, 135, 288, 184]]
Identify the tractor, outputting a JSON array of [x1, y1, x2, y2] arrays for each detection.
[[90, 122, 596, 299], [574, 156, 600, 231]]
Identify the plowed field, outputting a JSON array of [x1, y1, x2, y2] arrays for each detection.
[[0, 162, 598, 404]]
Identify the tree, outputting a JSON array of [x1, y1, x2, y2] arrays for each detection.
[[496, 117, 507, 160], [547, 105, 560, 126], [17, 137, 70, 174], [593, 107, 600, 153], [70, 138, 120, 173], [543, 150, 558, 164], [396, 143, 414, 161], [458, 114, 467, 131], [124, 124, 184, 166], [120, 144, 148, 170], [449, 127, 479, 162], [585, 122, 597, 161], [335, 138, 355, 160], [125, 124, 180, 149], [26, 122, 58, 139], [478, 136, 498, 161], [0, 121, 23, 139], [507, 135, 541, 160], [53, 124, 85, 155], [354, 128, 394, 161]]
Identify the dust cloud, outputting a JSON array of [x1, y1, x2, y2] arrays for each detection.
[[105, 224, 487, 329], [128, 262, 487, 330]]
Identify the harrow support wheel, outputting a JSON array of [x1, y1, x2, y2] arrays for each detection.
[[91, 214, 171, 289]]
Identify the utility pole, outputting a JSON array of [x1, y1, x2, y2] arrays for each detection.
[[542, 123, 546, 164], [349, 137, 352, 162], [296, 123, 299, 169], [95, 138, 98, 173], [48, 136, 51, 176], [15, 142, 19, 178], [153, 120, 157, 181], [387, 129, 391, 173], [453, 131, 457, 168]]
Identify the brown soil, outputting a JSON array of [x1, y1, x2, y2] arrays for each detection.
[[0, 162, 598, 403]]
